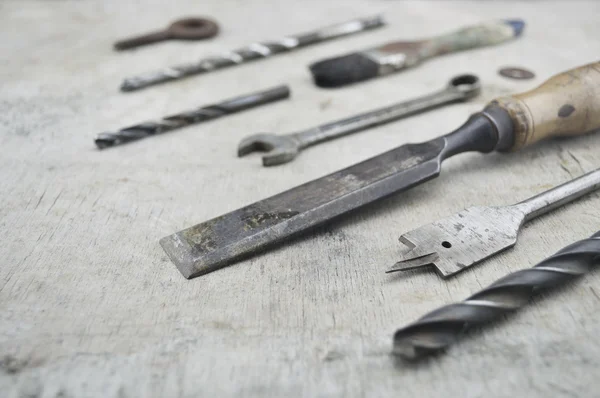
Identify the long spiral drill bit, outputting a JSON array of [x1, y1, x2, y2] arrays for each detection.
[[393, 231, 600, 361], [120, 15, 384, 92], [95, 85, 290, 148]]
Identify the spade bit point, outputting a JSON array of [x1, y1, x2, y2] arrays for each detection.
[[387, 169, 600, 278]]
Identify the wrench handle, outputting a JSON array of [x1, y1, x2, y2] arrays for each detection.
[[293, 75, 480, 148]]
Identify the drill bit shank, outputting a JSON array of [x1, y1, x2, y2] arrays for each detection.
[[388, 169, 600, 277], [393, 232, 600, 360]]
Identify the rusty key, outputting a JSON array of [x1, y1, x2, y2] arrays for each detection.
[[114, 17, 219, 51]]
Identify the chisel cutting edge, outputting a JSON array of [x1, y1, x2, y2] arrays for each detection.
[[160, 61, 600, 279]]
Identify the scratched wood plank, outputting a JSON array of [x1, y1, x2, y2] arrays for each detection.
[[1, 1, 600, 397]]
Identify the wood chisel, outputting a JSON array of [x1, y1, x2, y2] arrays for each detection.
[[387, 169, 600, 278], [238, 74, 480, 166], [309, 19, 525, 88], [160, 61, 600, 279]]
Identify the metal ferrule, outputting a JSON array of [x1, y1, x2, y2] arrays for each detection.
[[361, 49, 409, 76]]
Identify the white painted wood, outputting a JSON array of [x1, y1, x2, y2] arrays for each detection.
[[1, 1, 600, 397]]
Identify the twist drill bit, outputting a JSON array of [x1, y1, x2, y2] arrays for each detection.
[[393, 231, 600, 361], [120, 15, 384, 92], [95, 85, 290, 148]]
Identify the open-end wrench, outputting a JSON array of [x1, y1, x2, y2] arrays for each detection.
[[237, 74, 480, 166]]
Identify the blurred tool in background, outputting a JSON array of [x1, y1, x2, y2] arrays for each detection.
[[120, 15, 385, 92], [309, 19, 525, 88], [95, 85, 290, 148]]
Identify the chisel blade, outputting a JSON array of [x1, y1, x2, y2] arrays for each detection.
[[160, 139, 445, 278]]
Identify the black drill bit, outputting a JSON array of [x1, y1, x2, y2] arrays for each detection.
[[95, 85, 290, 149], [393, 231, 600, 361]]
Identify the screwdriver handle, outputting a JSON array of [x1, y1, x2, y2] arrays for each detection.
[[492, 61, 600, 150]]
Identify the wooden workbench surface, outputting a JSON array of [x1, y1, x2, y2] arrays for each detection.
[[2, 1, 600, 397]]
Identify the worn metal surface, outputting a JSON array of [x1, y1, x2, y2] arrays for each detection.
[[389, 169, 600, 277], [95, 85, 290, 148], [499, 66, 536, 80], [161, 112, 501, 278], [120, 15, 385, 91], [238, 74, 481, 166], [3, 1, 600, 398], [114, 17, 220, 51], [393, 231, 600, 360]]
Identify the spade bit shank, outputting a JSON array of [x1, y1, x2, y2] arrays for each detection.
[[388, 169, 600, 278], [238, 74, 480, 166]]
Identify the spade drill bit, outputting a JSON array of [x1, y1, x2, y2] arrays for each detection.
[[388, 169, 600, 278], [120, 16, 384, 92], [393, 231, 600, 361], [95, 85, 290, 148]]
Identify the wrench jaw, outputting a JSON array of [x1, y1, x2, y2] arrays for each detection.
[[237, 133, 300, 166]]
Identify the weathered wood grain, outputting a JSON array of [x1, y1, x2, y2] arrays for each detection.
[[1, 1, 600, 397]]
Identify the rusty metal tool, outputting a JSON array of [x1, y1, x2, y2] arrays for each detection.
[[238, 74, 480, 166], [114, 17, 219, 51], [120, 15, 385, 91], [393, 231, 600, 361], [309, 19, 525, 88], [95, 85, 290, 148], [160, 61, 600, 279], [387, 169, 600, 277]]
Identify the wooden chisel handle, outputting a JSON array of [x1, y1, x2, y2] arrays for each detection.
[[491, 61, 600, 150]]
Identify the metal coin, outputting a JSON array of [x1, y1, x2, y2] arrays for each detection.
[[499, 67, 535, 80]]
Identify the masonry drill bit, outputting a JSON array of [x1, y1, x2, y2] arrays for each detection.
[[393, 231, 600, 361], [120, 15, 384, 92], [95, 85, 290, 148]]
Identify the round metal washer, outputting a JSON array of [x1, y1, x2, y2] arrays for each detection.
[[498, 67, 535, 80]]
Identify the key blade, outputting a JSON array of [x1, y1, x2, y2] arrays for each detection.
[[389, 206, 526, 278], [160, 139, 446, 279]]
